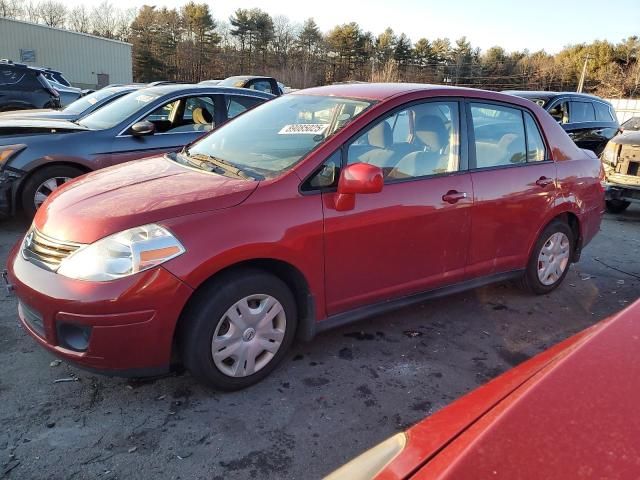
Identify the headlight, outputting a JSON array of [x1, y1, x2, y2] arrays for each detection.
[[0, 144, 26, 169], [57, 224, 185, 281]]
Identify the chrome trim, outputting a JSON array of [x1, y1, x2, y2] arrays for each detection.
[[21, 228, 84, 272]]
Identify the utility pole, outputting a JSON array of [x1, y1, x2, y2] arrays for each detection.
[[577, 54, 590, 93]]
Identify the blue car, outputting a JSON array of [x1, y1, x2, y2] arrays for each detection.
[[0, 84, 274, 217]]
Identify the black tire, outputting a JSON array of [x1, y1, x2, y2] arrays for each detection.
[[178, 269, 297, 391], [606, 199, 631, 214], [21, 165, 85, 218], [519, 220, 574, 295]]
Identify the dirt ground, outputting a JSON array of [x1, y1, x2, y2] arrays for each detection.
[[1, 208, 639, 480]]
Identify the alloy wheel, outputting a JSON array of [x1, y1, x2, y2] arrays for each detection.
[[34, 177, 72, 209], [211, 294, 287, 378]]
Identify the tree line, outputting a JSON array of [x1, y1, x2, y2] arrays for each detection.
[[1, 0, 639, 97]]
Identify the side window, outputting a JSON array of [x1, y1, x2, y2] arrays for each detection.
[[548, 101, 569, 124], [249, 80, 272, 93], [137, 99, 179, 133], [594, 102, 614, 122], [174, 96, 215, 132], [227, 95, 264, 119], [346, 101, 460, 181], [302, 150, 341, 192], [569, 101, 595, 123], [524, 112, 546, 162], [470, 103, 526, 168]]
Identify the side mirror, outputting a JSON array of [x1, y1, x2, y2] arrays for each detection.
[[335, 162, 383, 211], [131, 120, 155, 137]]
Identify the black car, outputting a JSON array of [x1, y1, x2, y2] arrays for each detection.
[[0, 85, 142, 122], [0, 60, 61, 112], [504, 91, 619, 156], [206, 76, 283, 96]]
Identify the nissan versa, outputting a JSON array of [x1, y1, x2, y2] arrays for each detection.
[[4, 84, 604, 390]]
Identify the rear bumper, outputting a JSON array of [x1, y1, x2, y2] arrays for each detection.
[[6, 243, 194, 374], [604, 183, 640, 203]]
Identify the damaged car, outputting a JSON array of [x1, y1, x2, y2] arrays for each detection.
[[601, 119, 640, 213], [0, 84, 273, 217]]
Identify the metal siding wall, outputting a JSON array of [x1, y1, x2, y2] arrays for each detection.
[[606, 98, 640, 123], [0, 18, 132, 88]]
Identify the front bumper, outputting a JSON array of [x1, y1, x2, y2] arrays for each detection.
[[0, 174, 13, 218], [604, 183, 640, 203], [6, 242, 194, 375]]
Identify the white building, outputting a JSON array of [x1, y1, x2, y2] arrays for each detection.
[[0, 17, 132, 89]]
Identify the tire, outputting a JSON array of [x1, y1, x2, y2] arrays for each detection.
[[21, 165, 85, 218], [519, 220, 574, 295], [606, 199, 631, 214], [179, 269, 297, 391]]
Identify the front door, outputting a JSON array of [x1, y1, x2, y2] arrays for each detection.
[[322, 100, 473, 315], [465, 101, 557, 277]]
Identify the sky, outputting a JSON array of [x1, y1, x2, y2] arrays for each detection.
[[69, 0, 639, 53]]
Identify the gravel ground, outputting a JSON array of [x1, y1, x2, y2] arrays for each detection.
[[1, 208, 639, 480]]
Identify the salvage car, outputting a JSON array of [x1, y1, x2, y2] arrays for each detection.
[[214, 75, 283, 96], [0, 60, 61, 111], [0, 85, 141, 122], [0, 84, 273, 217], [325, 299, 640, 480], [601, 123, 640, 213], [505, 90, 619, 155], [4, 83, 604, 390]]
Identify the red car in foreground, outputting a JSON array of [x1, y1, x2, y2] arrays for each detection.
[[326, 299, 640, 480], [4, 83, 604, 390]]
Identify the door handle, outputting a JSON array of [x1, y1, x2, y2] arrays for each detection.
[[442, 190, 468, 204], [535, 176, 554, 187]]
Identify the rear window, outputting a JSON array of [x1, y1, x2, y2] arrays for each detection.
[[0, 68, 42, 91], [570, 101, 596, 123], [594, 102, 614, 122]]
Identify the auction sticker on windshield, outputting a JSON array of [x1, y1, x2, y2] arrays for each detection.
[[278, 124, 329, 135]]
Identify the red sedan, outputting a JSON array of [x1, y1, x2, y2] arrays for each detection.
[[326, 299, 640, 480], [4, 83, 604, 390]]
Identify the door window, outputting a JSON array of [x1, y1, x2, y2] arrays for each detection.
[[347, 101, 460, 181], [140, 96, 216, 134], [470, 103, 527, 168], [569, 101, 595, 123], [548, 101, 569, 124], [594, 102, 614, 122], [249, 80, 272, 93], [227, 95, 264, 119], [524, 112, 547, 161]]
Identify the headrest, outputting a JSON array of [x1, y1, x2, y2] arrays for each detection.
[[193, 107, 213, 125], [415, 115, 448, 151], [368, 121, 392, 148]]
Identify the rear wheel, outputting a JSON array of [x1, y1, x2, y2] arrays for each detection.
[[179, 269, 297, 391], [519, 220, 574, 295], [606, 199, 631, 214], [21, 165, 84, 218]]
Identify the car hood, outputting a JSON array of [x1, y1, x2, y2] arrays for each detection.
[[34, 155, 259, 244], [611, 131, 640, 145], [0, 109, 75, 121], [0, 118, 88, 136]]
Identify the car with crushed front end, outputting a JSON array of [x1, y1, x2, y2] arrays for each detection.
[[0, 84, 273, 217], [325, 299, 640, 480], [4, 83, 604, 391], [601, 117, 640, 213]]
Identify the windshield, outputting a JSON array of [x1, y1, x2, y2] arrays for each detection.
[[63, 88, 123, 115], [78, 91, 160, 130], [184, 94, 374, 178], [622, 117, 640, 131]]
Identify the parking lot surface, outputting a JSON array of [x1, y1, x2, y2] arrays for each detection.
[[1, 209, 639, 480]]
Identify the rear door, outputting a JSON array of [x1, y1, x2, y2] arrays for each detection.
[[108, 94, 222, 165], [466, 101, 556, 278]]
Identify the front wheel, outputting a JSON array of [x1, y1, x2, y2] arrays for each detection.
[[179, 269, 297, 391], [519, 221, 574, 295], [21, 165, 84, 218], [606, 199, 631, 214]]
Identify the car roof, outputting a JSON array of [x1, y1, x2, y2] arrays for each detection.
[[137, 83, 274, 99], [505, 90, 608, 102], [292, 82, 531, 103]]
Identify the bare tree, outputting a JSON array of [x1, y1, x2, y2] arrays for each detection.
[[38, 0, 66, 28], [20, 0, 39, 22], [67, 5, 90, 33], [91, 0, 117, 38], [114, 7, 136, 41], [0, 0, 23, 18]]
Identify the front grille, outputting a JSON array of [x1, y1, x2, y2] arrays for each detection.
[[21, 229, 83, 272]]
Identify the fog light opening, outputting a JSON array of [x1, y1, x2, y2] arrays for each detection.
[[56, 322, 92, 352]]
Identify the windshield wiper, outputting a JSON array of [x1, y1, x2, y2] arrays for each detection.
[[184, 152, 255, 180]]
